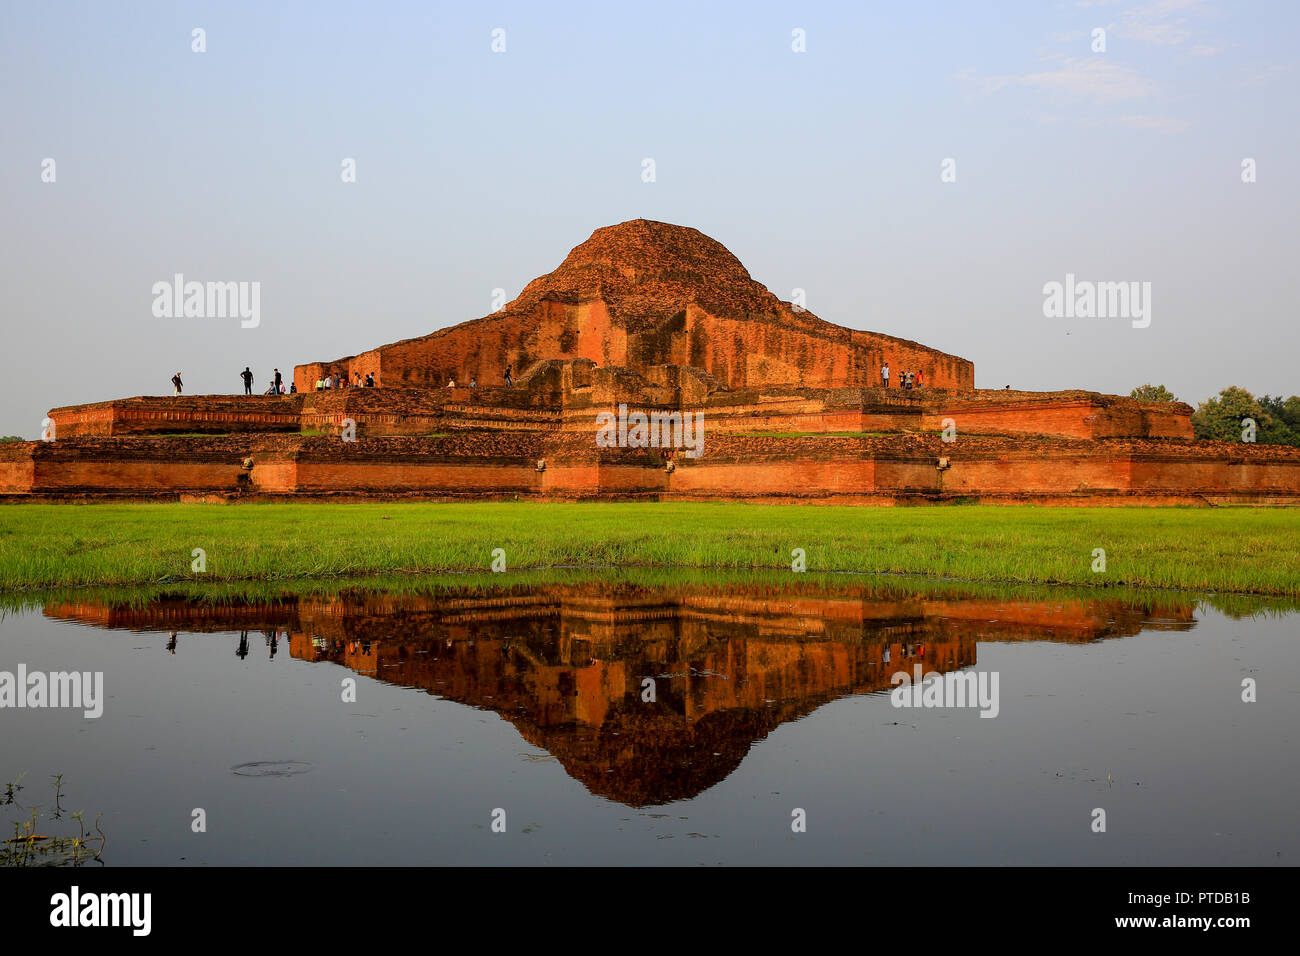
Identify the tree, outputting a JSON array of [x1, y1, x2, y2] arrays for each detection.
[[1192, 386, 1300, 446], [1129, 384, 1178, 403], [1258, 394, 1300, 430]]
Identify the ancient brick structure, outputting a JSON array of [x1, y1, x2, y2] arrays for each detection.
[[295, 219, 974, 392], [13, 219, 1300, 504]]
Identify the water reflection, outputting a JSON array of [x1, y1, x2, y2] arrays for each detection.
[[40, 576, 1209, 807]]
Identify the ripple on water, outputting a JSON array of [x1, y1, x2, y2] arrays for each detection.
[[230, 760, 314, 777]]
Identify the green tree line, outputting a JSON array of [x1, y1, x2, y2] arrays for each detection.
[[1131, 384, 1300, 446]]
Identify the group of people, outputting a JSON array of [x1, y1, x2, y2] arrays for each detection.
[[879, 363, 924, 390], [168, 362, 520, 396], [173, 360, 937, 397], [238, 366, 294, 395], [446, 364, 513, 389], [169, 368, 294, 395], [315, 371, 375, 390]]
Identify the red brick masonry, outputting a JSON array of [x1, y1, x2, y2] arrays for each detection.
[[16, 220, 1297, 504], [5, 428, 1298, 504]]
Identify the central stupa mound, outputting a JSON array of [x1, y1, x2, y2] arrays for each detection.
[[514, 219, 786, 330], [296, 219, 975, 392]]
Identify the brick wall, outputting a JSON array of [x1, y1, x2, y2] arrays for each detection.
[[295, 298, 976, 394], [47, 395, 303, 437], [8, 414, 1299, 502]]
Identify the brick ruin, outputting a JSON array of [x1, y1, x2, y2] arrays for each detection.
[[6, 219, 1299, 503]]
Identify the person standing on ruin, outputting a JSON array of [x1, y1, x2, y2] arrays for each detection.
[[916, 369, 924, 389], [171, 371, 183, 395], [273, 368, 283, 393], [880, 362, 889, 389], [504, 364, 513, 387], [241, 366, 254, 395]]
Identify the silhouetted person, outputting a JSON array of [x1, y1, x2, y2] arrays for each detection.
[[504, 364, 513, 387], [241, 367, 254, 394], [289, 382, 297, 394], [273, 368, 282, 393], [167, 631, 178, 655], [237, 630, 250, 660], [171, 372, 183, 395]]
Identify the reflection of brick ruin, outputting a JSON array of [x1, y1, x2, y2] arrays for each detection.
[[6, 218, 1299, 502], [45, 578, 1197, 805]]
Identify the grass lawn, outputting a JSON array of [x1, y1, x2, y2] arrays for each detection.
[[0, 501, 1297, 594]]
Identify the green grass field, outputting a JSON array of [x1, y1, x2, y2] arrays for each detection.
[[1, 501, 1297, 595]]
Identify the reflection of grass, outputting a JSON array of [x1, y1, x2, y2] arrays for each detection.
[[1, 775, 105, 867], [6, 565, 1298, 619], [0, 502, 1297, 595]]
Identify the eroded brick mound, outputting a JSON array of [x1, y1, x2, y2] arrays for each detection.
[[296, 219, 975, 393], [515, 218, 786, 331]]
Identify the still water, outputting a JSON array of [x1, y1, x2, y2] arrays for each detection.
[[2, 573, 1296, 865]]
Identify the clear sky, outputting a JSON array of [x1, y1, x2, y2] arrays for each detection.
[[2, 0, 1296, 436]]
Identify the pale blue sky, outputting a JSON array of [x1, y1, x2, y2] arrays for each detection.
[[2, 0, 1296, 435]]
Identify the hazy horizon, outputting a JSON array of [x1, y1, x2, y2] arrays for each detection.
[[3, 0, 1297, 436]]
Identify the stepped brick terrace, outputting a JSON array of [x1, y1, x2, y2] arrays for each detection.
[[5, 219, 1299, 503]]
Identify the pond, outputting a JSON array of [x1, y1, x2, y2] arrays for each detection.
[[1, 572, 1295, 865]]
